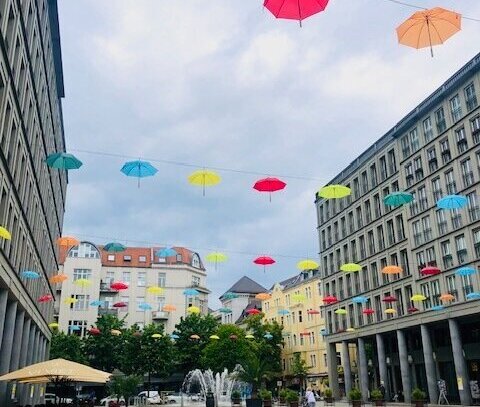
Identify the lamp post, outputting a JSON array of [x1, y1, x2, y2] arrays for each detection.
[[408, 355, 417, 389], [386, 357, 391, 399]]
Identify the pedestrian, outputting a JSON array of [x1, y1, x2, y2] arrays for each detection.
[[305, 388, 316, 407]]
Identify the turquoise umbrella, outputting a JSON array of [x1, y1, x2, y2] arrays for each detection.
[[121, 160, 158, 187], [430, 305, 445, 311], [383, 192, 414, 207], [156, 248, 177, 257], [352, 296, 368, 304], [46, 152, 83, 170], [436, 195, 467, 209], [455, 267, 476, 276], [278, 309, 290, 315], [170, 334, 179, 340], [139, 303, 153, 311], [466, 292, 480, 300], [183, 288, 200, 296], [103, 242, 126, 252], [223, 292, 238, 300], [320, 328, 328, 336], [69, 325, 81, 332], [264, 332, 273, 340], [90, 300, 105, 307], [21, 270, 40, 279], [219, 307, 232, 313]]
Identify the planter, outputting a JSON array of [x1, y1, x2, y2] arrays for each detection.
[[413, 401, 425, 407], [246, 398, 263, 407], [263, 400, 272, 407], [351, 400, 362, 407], [232, 399, 242, 405], [324, 397, 334, 404], [289, 402, 299, 407], [279, 398, 286, 405], [372, 400, 384, 406]]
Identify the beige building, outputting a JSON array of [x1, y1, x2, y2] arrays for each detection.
[[56, 242, 209, 335], [317, 53, 480, 405]]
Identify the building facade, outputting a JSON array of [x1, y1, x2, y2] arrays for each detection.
[[56, 242, 209, 335], [0, 0, 66, 405], [317, 53, 480, 405]]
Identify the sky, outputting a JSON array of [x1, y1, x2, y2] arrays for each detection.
[[57, 0, 480, 308]]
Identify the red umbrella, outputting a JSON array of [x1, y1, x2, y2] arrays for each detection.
[[408, 306, 419, 313], [264, 0, 329, 26], [300, 331, 311, 336], [254, 256, 276, 272], [110, 281, 128, 291], [253, 177, 286, 201], [307, 309, 320, 315], [113, 302, 128, 308], [323, 295, 338, 304], [382, 296, 397, 303], [362, 308, 375, 315], [38, 294, 54, 303], [421, 266, 441, 276], [89, 328, 101, 335], [247, 308, 261, 315]]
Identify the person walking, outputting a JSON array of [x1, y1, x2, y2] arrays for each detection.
[[305, 388, 316, 407]]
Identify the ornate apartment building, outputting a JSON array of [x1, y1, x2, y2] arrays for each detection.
[[317, 53, 480, 405]]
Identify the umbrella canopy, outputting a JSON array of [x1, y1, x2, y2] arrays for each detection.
[[307, 309, 320, 315], [383, 192, 414, 207], [57, 236, 79, 247], [113, 302, 128, 308], [320, 329, 328, 336], [253, 177, 286, 201], [48, 323, 59, 329], [292, 293, 307, 303], [170, 334, 179, 340], [103, 242, 126, 253], [69, 326, 81, 332], [183, 288, 200, 296], [38, 294, 54, 303], [223, 292, 238, 300], [219, 307, 232, 313], [90, 300, 105, 307], [50, 274, 68, 284], [430, 305, 445, 311], [246, 308, 261, 315], [362, 308, 375, 315], [209, 335, 220, 340], [297, 259, 319, 271], [254, 256, 276, 272], [264, 0, 329, 26], [139, 303, 153, 311], [340, 263, 362, 273], [190, 334, 200, 340], [45, 153, 83, 170], [187, 306, 200, 314], [382, 265, 403, 275], [21, 271, 40, 279], [111, 282, 129, 291], [334, 309, 347, 315], [466, 292, 480, 300], [74, 279, 92, 289], [440, 293, 455, 302], [156, 247, 177, 258], [63, 298, 77, 305], [436, 194, 467, 209], [346, 328, 356, 332], [382, 296, 397, 303], [318, 184, 351, 199], [411, 294, 427, 302], [163, 304, 177, 312], [385, 308, 396, 314], [151, 334, 162, 339], [206, 252, 227, 264], [0, 358, 110, 384], [421, 266, 441, 276], [147, 286, 164, 295], [300, 331, 311, 336], [455, 267, 476, 277], [255, 293, 272, 300], [408, 306, 419, 313], [121, 160, 158, 187], [111, 329, 122, 336], [396, 7, 461, 57], [264, 332, 273, 340], [0, 226, 11, 240], [352, 296, 368, 304], [278, 309, 290, 315], [323, 295, 338, 304], [89, 328, 101, 336], [245, 334, 255, 340], [188, 169, 221, 196]]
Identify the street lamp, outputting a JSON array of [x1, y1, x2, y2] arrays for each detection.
[[385, 357, 391, 400]]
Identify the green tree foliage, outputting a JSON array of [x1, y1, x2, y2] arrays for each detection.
[[291, 352, 310, 390], [173, 314, 218, 374], [236, 355, 273, 396], [108, 375, 142, 401], [202, 324, 252, 373], [50, 331, 87, 364]]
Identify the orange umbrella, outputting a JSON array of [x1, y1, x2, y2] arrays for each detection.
[[396, 7, 461, 57], [382, 265, 403, 275], [255, 293, 271, 300], [163, 304, 177, 312], [57, 236, 80, 247], [50, 274, 68, 284], [440, 293, 455, 302]]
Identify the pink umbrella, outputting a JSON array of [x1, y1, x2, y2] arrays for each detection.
[[382, 296, 397, 303], [110, 282, 128, 291], [113, 302, 128, 308], [253, 178, 286, 201], [307, 309, 320, 315], [264, 0, 329, 26], [421, 266, 441, 276], [38, 294, 54, 303], [247, 308, 261, 315], [253, 256, 276, 272]]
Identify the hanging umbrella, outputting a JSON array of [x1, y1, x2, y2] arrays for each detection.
[[90, 300, 105, 307], [297, 259, 319, 271], [64, 298, 78, 305], [320, 328, 328, 336], [436, 195, 467, 210], [147, 286, 164, 295], [89, 328, 101, 336], [253, 177, 287, 201], [254, 256, 276, 272], [340, 263, 362, 273], [440, 293, 455, 302], [46, 152, 83, 170], [121, 160, 158, 187], [421, 266, 441, 276], [223, 292, 238, 300], [282, 332, 291, 337], [245, 334, 255, 340], [69, 325, 81, 332], [455, 267, 476, 277], [111, 329, 122, 336], [156, 247, 177, 258], [139, 303, 153, 311], [382, 265, 403, 275], [264, 332, 273, 340], [362, 308, 375, 315], [411, 294, 427, 302], [385, 308, 396, 315], [430, 305, 445, 311], [190, 334, 200, 340], [170, 334, 179, 340], [183, 288, 200, 296], [57, 236, 79, 247], [229, 334, 238, 340], [352, 296, 368, 304], [292, 294, 307, 303], [383, 192, 414, 207], [382, 296, 397, 303], [206, 252, 227, 270], [209, 335, 220, 340], [323, 295, 338, 304], [187, 306, 200, 314], [74, 279, 92, 289], [307, 309, 320, 315], [103, 242, 126, 253], [396, 7, 461, 57], [219, 307, 232, 313], [407, 306, 419, 313], [278, 309, 290, 315], [300, 331, 311, 336], [346, 328, 356, 333], [21, 271, 40, 279], [255, 293, 272, 300], [50, 274, 68, 284], [113, 302, 128, 308], [38, 294, 54, 303], [111, 282, 129, 291], [0, 226, 11, 240], [246, 308, 261, 315], [466, 292, 480, 300], [334, 309, 347, 315], [318, 184, 351, 199], [163, 304, 177, 312], [151, 334, 162, 339], [264, 0, 329, 26], [188, 169, 221, 196], [48, 322, 59, 329]]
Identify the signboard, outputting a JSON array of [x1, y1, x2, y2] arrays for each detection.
[[277, 381, 283, 387], [457, 377, 464, 391], [30, 386, 34, 398], [11, 384, 16, 399]]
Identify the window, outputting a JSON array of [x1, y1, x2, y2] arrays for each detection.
[[416, 251, 425, 270], [467, 192, 480, 222], [450, 94, 462, 122], [471, 116, 480, 144], [361, 171, 368, 193], [122, 272, 130, 283], [430, 280, 441, 306], [435, 107, 446, 133], [370, 164, 378, 187], [436, 210, 448, 235], [372, 262, 379, 287], [423, 117, 434, 142], [73, 269, 92, 281], [380, 156, 388, 180], [107, 254, 115, 261], [396, 215, 406, 240], [374, 194, 381, 218], [120, 296, 129, 311], [158, 272, 166, 287], [455, 234, 467, 264], [192, 253, 201, 268], [401, 249, 410, 275], [192, 275, 201, 287], [123, 255, 132, 262], [422, 216, 432, 242], [68, 242, 100, 259], [418, 185, 428, 211], [441, 240, 453, 268], [388, 149, 397, 173], [421, 283, 432, 309], [401, 135, 410, 158], [465, 83, 478, 111], [413, 220, 422, 246], [426, 247, 436, 266], [427, 147, 438, 172], [356, 206, 363, 228], [432, 177, 442, 201], [139, 255, 147, 263], [414, 157, 423, 181], [410, 128, 419, 152], [138, 272, 146, 287], [405, 163, 414, 187], [440, 138, 451, 163], [451, 208, 462, 230], [446, 274, 457, 298], [74, 295, 90, 311], [456, 127, 468, 153], [106, 271, 115, 285], [461, 158, 474, 187], [136, 296, 145, 311], [387, 220, 395, 245], [462, 275, 474, 297], [445, 169, 456, 194]]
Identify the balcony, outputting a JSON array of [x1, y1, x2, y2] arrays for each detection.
[[99, 308, 118, 316], [152, 311, 170, 320], [100, 282, 118, 293]]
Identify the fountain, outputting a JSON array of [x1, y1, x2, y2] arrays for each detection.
[[182, 365, 246, 406]]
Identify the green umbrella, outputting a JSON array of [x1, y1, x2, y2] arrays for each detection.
[[103, 242, 126, 252], [383, 192, 413, 207], [46, 152, 83, 170]]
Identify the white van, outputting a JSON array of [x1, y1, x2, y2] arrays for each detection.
[[138, 390, 162, 404]]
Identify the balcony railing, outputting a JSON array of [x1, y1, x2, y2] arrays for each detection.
[[152, 311, 170, 320], [99, 308, 119, 316]]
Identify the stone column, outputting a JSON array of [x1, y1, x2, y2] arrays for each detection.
[[0, 290, 8, 348], [31, 331, 42, 405], [342, 341, 352, 395], [448, 319, 472, 406], [0, 301, 18, 403], [357, 338, 369, 401], [420, 325, 438, 403], [396, 329, 411, 403], [326, 342, 340, 399], [7, 309, 24, 406], [16, 317, 31, 405], [376, 333, 389, 401], [21, 325, 37, 405]]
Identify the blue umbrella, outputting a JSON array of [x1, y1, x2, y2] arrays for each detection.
[[170, 334, 180, 340], [352, 296, 368, 304], [264, 332, 273, 340], [21, 270, 40, 279], [436, 195, 467, 210], [46, 152, 83, 170], [90, 300, 105, 307], [183, 288, 200, 296], [69, 325, 81, 331], [278, 309, 290, 315], [156, 247, 177, 258], [455, 267, 476, 276], [320, 328, 328, 336], [430, 305, 445, 311], [121, 160, 158, 187], [383, 192, 414, 207], [466, 292, 480, 300], [282, 332, 291, 337], [103, 242, 126, 253], [139, 303, 153, 311], [219, 307, 232, 313], [223, 292, 238, 300]]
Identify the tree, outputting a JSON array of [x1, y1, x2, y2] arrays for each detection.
[[108, 375, 142, 403], [50, 331, 87, 364], [291, 352, 310, 391], [236, 355, 273, 398], [173, 314, 218, 374], [202, 325, 252, 373]]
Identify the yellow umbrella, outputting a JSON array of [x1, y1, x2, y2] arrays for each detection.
[[0, 226, 12, 240], [151, 334, 162, 339], [255, 293, 271, 300], [57, 236, 79, 247], [346, 328, 356, 332], [74, 279, 92, 289], [110, 329, 122, 336], [209, 335, 220, 340], [385, 308, 396, 314], [188, 169, 221, 196], [334, 309, 347, 315], [147, 286, 164, 295], [292, 293, 307, 303], [187, 306, 200, 314], [63, 298, 77, 305], [297, 259, 319, 271], [206, 252, 227, 270], [411, 294, 427, 302], [48, 323, 59, 329], [318, 185, 351, 199], [382, 265, 403, 275], [340, 263, 362, 273], [245, 334, 255, 339], [440, 293, 455, 302], [190, 334, 200, 340]]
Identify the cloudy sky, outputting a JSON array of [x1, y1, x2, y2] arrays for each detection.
[[58, 0, 480, 307]]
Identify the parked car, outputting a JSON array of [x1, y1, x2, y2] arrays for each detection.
[[45, 393, 58, 405], [138, 390, 162, 404], [100, 395, 126, 406], [166, 392, 185, 403]]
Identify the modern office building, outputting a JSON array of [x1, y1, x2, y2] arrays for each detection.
[[0, 0, 66, 405], [55, 242, 209, 335], [316, 53, 480, 405]]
